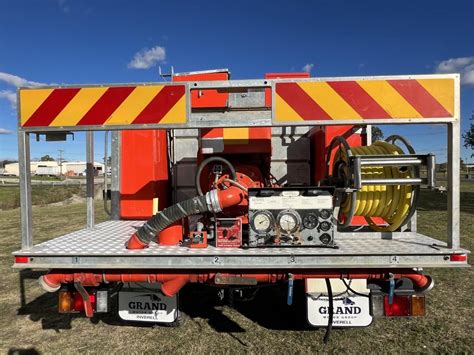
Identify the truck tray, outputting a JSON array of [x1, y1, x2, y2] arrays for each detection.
[[13, 220, 469, 269]]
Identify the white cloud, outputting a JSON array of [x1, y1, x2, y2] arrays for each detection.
[[302, 63, 314, 73], [435, 56, 474, 86], [0, 90, 17, 108], [128, 46, 166, 69], [0, 72, 48, 108], [0, 128, 14, 135], [0, 72, 45, 88]]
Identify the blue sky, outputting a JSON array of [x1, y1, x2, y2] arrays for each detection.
[[0, 0, 473, 163]]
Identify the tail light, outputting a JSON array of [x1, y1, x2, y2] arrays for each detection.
[[95, 290, 109, 313], [372, 294, 426, 317], [58, 290, 96, 314], [450, 254, 468, 262], [15, 256, 29, 264], [58, 290, 75, 313], [382, 294, 425, 317]]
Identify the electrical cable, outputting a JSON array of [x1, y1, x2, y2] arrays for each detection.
[[323, 278, 333, 344], [341, 278, 369, 298]]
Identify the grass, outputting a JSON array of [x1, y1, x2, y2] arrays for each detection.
[[0, 184, 472, 353], [30, 176, 64, 181], [0, 185, 85, 210]]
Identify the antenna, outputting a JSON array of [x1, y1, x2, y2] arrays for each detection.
[[158, 66, 174, 81]]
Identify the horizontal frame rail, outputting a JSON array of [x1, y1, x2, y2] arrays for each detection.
[[18, 74, 459, 132]]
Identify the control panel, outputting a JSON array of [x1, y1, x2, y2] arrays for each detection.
[[248, 188, 335, 247]]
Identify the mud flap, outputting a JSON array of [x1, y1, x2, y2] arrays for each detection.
[[118, 283, 178, 323], [306, 278, 373, 327]]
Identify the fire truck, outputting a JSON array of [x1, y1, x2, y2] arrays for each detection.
[[13, 69, 469, 339]]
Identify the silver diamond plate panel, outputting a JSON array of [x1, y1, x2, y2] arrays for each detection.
[[14, 220, 461, 257]]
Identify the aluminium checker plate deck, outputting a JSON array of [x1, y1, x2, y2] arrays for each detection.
[[13, 220, 469, 269]]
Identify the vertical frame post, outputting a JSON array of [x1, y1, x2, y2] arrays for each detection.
[[18, 130, 33, 249], [447, 121, 460, 249], [110, 131, 121, 220], [86, 131, 95, 229]]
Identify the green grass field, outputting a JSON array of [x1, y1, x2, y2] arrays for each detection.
[[0, 185, 85, 210], [0, 184, 472, 353]]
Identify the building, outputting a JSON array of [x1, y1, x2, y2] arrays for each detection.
[[62, 161, 105, 175], [5, 161, 58, 176], [4, 161, 105, 176]]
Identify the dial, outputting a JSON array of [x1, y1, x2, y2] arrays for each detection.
[[319, 221, 331, 232], [319, 233, 332, 245], [251, 210, 274, 233], [277, 210, 301, 234], [320, 209, 332, 220], [303, 213, 318, 230]]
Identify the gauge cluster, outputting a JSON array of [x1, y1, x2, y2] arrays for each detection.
[[248, 187, 335, 247]]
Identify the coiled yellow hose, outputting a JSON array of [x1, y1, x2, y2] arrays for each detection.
[[336, 141, 414, 232]]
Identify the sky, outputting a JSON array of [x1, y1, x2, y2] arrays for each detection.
[[0, 0, 473, 164]]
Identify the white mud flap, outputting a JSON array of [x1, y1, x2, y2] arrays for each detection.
[[306, 278, 373, 328], [118, 284, 178, 323]]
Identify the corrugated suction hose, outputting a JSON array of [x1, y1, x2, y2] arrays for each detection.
[[333, 137, 418, 232], [126, 186, 246, 249]]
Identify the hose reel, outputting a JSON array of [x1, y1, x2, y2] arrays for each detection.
[[326, 135, 436, 232]]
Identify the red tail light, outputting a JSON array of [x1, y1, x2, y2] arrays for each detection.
[[15, 256, 29, 263], [450, 254, 468, 262], [383, 295, 425, 317], [384, 295, 411, 316], [73, 292, 96, 312]]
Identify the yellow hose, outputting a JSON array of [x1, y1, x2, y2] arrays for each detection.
[[336, 141, 414, 232]]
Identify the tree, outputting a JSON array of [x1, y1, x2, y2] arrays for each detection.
[[371, 126, 384, 142], [40, 155, 55, 161], [463, 112, 474, 157]]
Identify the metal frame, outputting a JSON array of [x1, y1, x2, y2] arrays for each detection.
[[18, 74, 459, 132], [15, 74, 465, 267], [86, 131, 94, 229]]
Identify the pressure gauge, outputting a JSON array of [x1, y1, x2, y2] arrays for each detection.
[[250, 210, 274, 234], [277, 210, 301, 234], [320, 209, 332, 220], [319, 220, 331, 232], [303, 213, 318, 230]]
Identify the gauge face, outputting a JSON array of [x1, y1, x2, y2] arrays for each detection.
[[251, 210, 274, 233], [303, 213, 318, 230], [319, 233, 332, 245], [277, 210, 301, 234], [319, 209, 332, 220], [319, 221, 331, 232]]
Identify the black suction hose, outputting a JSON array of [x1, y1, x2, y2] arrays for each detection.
[[195, 156, 237, 196], [134, 195, 211, 244]]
